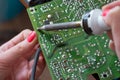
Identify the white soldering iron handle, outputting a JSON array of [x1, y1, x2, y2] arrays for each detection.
[[82, 9, 110, 35]]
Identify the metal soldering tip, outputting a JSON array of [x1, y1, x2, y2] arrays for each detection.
[[37, 21, 81, 31], [37, 26, 45, 30]]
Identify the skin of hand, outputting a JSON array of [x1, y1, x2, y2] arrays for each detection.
[[102, 0, 120, 59], [0, 29, 45, 80]]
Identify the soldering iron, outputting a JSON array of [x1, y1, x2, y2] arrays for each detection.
[[37, 9, 110, 35]]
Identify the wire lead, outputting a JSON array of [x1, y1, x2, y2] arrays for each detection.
[[30, 48, 41, 80]]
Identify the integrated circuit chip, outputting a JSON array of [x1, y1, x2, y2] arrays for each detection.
[[27, 0, 120, 80]]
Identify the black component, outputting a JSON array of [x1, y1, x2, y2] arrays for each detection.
[[44, 20, 50, 25], [29, 0, 52, 7], [82, 12, 93, 35], [92, 73, 100, 80]]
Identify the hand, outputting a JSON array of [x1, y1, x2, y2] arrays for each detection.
[[0, 29, 45, 80], [102, 0, 120, 59]]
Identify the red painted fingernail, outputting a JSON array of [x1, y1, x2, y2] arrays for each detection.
[[102, 9, 110, 17], [27, 31, 36, 42]]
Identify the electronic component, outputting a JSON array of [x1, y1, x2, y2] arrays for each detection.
[[27, 0, 119, 80]]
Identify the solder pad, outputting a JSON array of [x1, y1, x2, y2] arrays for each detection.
[[27, 0, 120, 80]]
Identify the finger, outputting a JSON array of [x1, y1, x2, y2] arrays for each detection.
[[28, 53, 46, 79], [102, 0, 120, 10], [3, 31, 38, 63], [109, 40, 115, 51], [0, 29, 32, 53], [36, 54, 46, 75], [108, 7, 120, 59]]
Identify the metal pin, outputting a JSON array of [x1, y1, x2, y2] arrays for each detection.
[[37, 21, 81, 31]]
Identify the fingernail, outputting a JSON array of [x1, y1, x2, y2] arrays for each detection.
[[27, 31, 36, 42], [102, 9, 110, 17]]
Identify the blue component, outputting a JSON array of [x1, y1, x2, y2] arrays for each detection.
[[0, 0, 24, 22]]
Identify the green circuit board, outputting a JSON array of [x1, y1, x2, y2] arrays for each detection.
[[27, 0, 120, 80]]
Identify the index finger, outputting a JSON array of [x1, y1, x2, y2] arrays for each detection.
[[0, 29, 32, 53]]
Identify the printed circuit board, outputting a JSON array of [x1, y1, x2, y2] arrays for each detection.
[[27, 0, 120, 80]]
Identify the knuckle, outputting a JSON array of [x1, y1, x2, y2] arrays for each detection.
[[16, 44, 25, 53], [0, 56, 12, 69]]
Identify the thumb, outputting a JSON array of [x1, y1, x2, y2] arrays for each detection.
[[3, 31, 38, 63]]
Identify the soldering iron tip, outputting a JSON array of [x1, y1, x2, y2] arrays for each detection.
[[37, 26, 45, 30]]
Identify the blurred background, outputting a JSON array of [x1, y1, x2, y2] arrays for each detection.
[[0, 0, 51, 80]]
